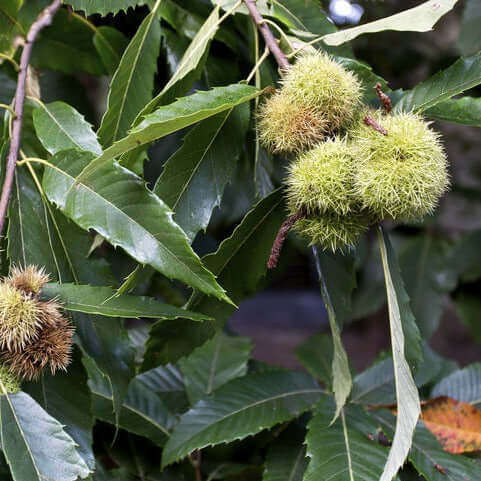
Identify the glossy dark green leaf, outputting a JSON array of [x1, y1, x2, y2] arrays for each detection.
[[162, 371, 321, 466], [154, 105, 249, 241], [67, 0, 155, 16], [98, 2, 161, 147], [23, 351, 95, 470], [42, 149, 230, 303], [370, 410, 481, 481], [399, 235, 456, 338], [92, 26, 129, 75], [31, 10, 105, 76], [458, 0, 481, 56], [179, 332, 253, 404], [158, 0, 202, 39], [82, 84, 264, 178], [0, 392, 90, 481], [86, 359, 176, 446], [41, 282, 212, 321], [295, 332, 333, 388], [425, 97, 481, 126], [377, 227, 421, 481], [142, 188, 285, 368], [450, 229, 481, 282], [33, 100, 102, 155], [304, 396, 393, 481], [432, 363, 481, 406], [395, 51, 481, 113]]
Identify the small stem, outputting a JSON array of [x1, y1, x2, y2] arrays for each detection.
[[0, 0, 62, 237], [267, 209, 306, 269], [0, 104, 16, 117], [243, 0, 290, 71], [246, 46, 269, 84], [0, 53, 20, 71], [374, 82, 392, 113], [364, 115, 388, 136]]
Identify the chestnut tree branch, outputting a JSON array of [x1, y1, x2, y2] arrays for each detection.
[[243, 0, 290, 71], [0, 0, 62, 237]]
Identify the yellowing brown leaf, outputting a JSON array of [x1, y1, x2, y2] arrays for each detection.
[[422, 396, 481, 454]]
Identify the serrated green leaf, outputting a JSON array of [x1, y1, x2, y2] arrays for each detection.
[[81, 84, 264, 179], [304, 396, 393, 481], [395, 52, 481, 113], [432, 363, 481, 406], [295, 333, 333, 388], [458, 0, 481, 56], [154, 105, 249, 241], [31, 10, 105, 76], [66, 0, 155, 16], [33, 100, 102, 155], [425, 96, 481, 126], [378, 227, 421, 481], [42, 149, 230, 303], [179, 332, 253, 404], [370, 410, 481, 481], [454, 294, 481, 346], [93, 26, 129, 75], [41, 282, 212, 321], [0, 391, 90, 481], [313, 247, 352, 421], [322, 0, 458, 46], [23, 351, 95, 470], [142, 188, 285, 368], [98, 1, 161, 147], [6, 165, 135, 420], [162, 371, 320, 466], [86, 359, 176, 446]]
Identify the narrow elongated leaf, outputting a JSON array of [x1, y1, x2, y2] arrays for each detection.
[[0, 392, 90, 481], [425, 97, 481, 126], [86, 360, 175, 446], [378, 228, 421, 481], [263, 435, 308, 481], [146, 6, 220, 113], [162, 371, 321, 466], [33, 101, 102, 155], [24, 352, 95, 470], [66, 0, 155, 16], [41, 282, 212, 321], [154, 105, 249, 240], [93, 26, 129, 75], [43, 149, 230, 303], [313, 248, 352, 421], [142, 188, 285, 368], [98, 0, 161, 147], [322, 0, 458, 46], [432, 364, 481, 406], [179, 332, 253, 404], [395, 52, 481, 113], [371, 410, 481, 481], [81, 84, 263, 179], [304, 396, 393, 481]]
